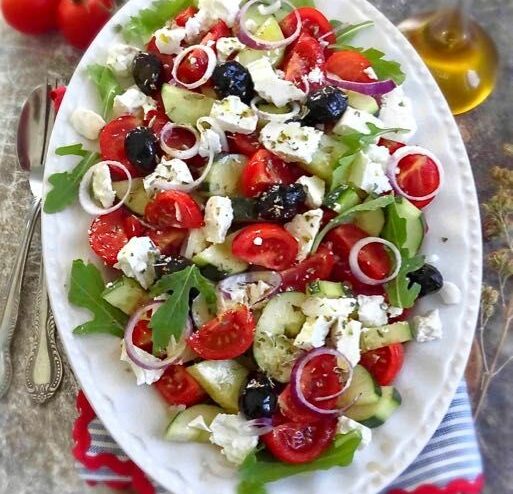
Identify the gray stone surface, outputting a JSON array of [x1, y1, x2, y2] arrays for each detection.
[[0, 1, 511, 493]]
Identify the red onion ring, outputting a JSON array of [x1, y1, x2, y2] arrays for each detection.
[[386, 145, 444, 202], [326, 73, 396, 96], [243, 417, 274, 436], [250, 97, 301, 122], [160, 122, 200, 159], [349, 237, 402, 286], [291, 348, 353, 417], [236, 0, 302, 50], [217, 271, 282, 307], [172, 44, 217, 90]]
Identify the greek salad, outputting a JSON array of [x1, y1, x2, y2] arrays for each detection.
[[45, 0, 462, 491]]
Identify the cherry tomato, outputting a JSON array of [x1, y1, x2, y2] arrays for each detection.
[[132, 320, 153, 353], [388, 307, 412, 324], [188, 306, 256, 360], [280, 246, 335, 292], [148, 228, 187, 256], [280, 7, 336, 46], [176, 48, 209, 85], [227, 132, 262, 157], [262, 418, 337, 464], [146, 37, 175, 82], [1, 0, 59, 34], [174, 6, 198, 27], [325, 50, 374, 83], [144, 109, 171, 136], [50, 86, 67, 112], [57, 0, 114, 50], [360, 343, 405, 386], [278, 385, 324, 423], [154, 365, 207, 407], [284, 34, 325, 91], [161, 125, 198, 154], [241, 149, 301, 197], [232, 224, 299, 270], [123, 215, 147, 238], [88, 209, 129, 266], [145, 190, 204, 230], [378, 137, 405, 155], [201, 20, 231, 45]]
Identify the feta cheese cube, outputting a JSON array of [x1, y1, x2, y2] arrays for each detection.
[[337, 416, 372, 449], [209, 414, 259, 465], [198, 0, 242, 27], [387, 306, 404, 318], [260, 122, 323, 165], [333, 107, 384, 136], [307, 66, 325, 84], [120, 342, 164, 385], [216, 37, 245, 62], [349, 147, 392, 195], [114, 237, 160, 289], [143, 158, 194, 194], [296, 175, 325, 208], [378, 86, 417, 142], [184, 9, 215, 42], [294, 316, 332, 350], [413, 309, 443, 342], [70, 108, 106, 140], [365, 143, 391, 168], [203, 196, 234, 244], [284, 209, 323, 261], [357, 295, 388, 327], [153, 27, 186, 55], [91, 162, 116, 208], [106, 44, 140, 77], [439, 281, 462, 305], [210, 96, 258, 134], [113, 86, 157, 118], [301, 296, 357, 319], [182, 228, 208, 259], [331, 319, 362, 366], [198, 128, 223, 157], [218, 280, 271, 312]]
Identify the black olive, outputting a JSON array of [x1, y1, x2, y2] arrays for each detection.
[[132, 52, 164, 95], [125, 127, 159, 170], [303, 86, 348, 125], [256, 184, 307, 222], [211, 61, 255, 104], [154, 255, 192, 279], [408, 263, 444, 297], [240, 373, 278, 420]]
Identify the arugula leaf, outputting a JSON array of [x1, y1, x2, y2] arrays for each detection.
[[330, 154, 357, 191], [381, 198, 408, 250], [149, 265, 216, 353], [55, 143, 89, 157], [238, 431, 361, 494], [361, 47, 406, 85], [385, 254, 425, 309], [329, 20, 374, 45], [87, 64, 123, 120], [69, 260, 128, 337], [337, 123, 407, 157]]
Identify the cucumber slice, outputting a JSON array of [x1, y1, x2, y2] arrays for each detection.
[[231, 197, 259, 223], [191, 294, 215, 328], [345, 91, 379, 115], [354, 200, 385, 236], [162, 84, 215, 126], [360, 321, 413, 352], [337, 365, 382, 407], [307, 135, 348, 182], [257, 292, 306, 338], [193, 234, 248, 275], [307, 281, 346, 299], [186, 360, 249, 412], [206, 154, 247, 196], [253, 333, 300, 383], [345, 386, 401, 428], [112, 178, 149, 216], [324, 185, 361, 213], [102, 276, 148, 315], [165, 404, 222, 442]]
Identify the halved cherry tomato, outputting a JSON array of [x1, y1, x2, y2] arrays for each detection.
[[201, 20, 231, 45], [144, 109, 170, 136], [124, 215, 147, 239], [280, 7, 336, 46], [378, 137, 405, 155], [284, 34, 325, 91], [232, 223, 299, 270], [188, 306, 256, 360], [227, 132, 262, 157], [360, 343, 405, 386], [146, 37, 175, 81], [174, 6, 198, 27], [396, 154, 441, 209], [154, 365, 207, 406], [132, 320, 153, 353], [161, 125, 198, 153], [262, 418, 337, 464], [148, 228, 187, 256], [241, 149, 301, 197], [175, 48, 209, 85], [325, 50, 374, 83], [89, 209, 129, 266], [280, 246, 335, 292], [278, 385, 323, 423], [145, 190, 204, 229]]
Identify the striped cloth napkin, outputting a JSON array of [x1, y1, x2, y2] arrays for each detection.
[[73, 382, 483, 494]]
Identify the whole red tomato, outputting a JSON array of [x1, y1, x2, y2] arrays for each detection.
[[1, 0, 59, 34], [57, 0, 114, 50]]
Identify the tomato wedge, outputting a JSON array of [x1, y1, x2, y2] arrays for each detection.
[[360, 343, 405, 386], [284, 34, 325, 91], [148, 228, 187, 256], [89, 209, 129, 266], [188, 306, 256, 360], [325, 50, 374, 83], [280, 7, 336, 46], [154, 365, 207, 406], [232, 223, 299, 270], [144, 109, 171, 136], [123, 214, 147, 239], [378, 137, 405, 154], [145, 190, 204, 229], [174, 6, 198, 27], [132, 320, 153, 353], [201, 20, 230, 45], [227, 132, 262, 157]]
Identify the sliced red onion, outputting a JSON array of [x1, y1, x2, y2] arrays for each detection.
[[172, 44, 217, 90], [160, 122, 200, 160], [349, 237, 402, 286], [386, 145, 444, 202], [243, 417, 274, 436], [216, 271, 282, 307], [291, 348, 353, 417], [250, 97, 301, 122], [326, 73, 396, 96], [78, 161, 132, 216], [236, 0, 302, 50], [197, 116, 229, 152]]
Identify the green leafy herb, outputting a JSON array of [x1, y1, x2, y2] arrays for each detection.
[[330, 154, 357, 191], [329, 20, 374, 45], [381, 198, 408, 250], [238, 431, 361, 494], [149, 265, 216, 353], [55, 143, 89, 157], [87, 64, 123, 120], [69, 260, 128, 337], [385, 254, 424, 308], [361, 47, 406, 85]]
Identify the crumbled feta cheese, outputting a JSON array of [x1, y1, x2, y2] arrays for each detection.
[[253, 237, 263, 246], [294, 316, 332, 350], [363, 67, 378, 80], [333, 107, 384, 136], [387, 306, 404, 318], [357, 295, 388, 327], [113, 86, 157, 118], [337, 416, 372, 449], [331, 319, 362, 366], [247, 58, 306, 108], [439, 281, 461, 305], [301, 296, 357, 319], [182, 228, 208, 259], [153, 27, 186, 55], [209, 414, 258, 465], [379, 86, 417, 142], [203, 196, 233, 244], [218, 280, 271, 312], [143, 158, 194, 194], [70, 108, 106, 140], [426, 254, 440, 264], [260, 122, 323, 165], [258, 0, 281, 15], [413, 309, 443, 342], [349, 145, 392, 195], [365, 143, 391, 168], [198, 0, 242, 27], [307, 66, 325, 84], [216, 37, 245, 62], [198, 128, 223, 157], [106, 44, 140, 77], [210, 96, 258, 134], [183, 9, 215, 42], [120, 342, 164, 385], [296, 175, 325, 208], [114, 237, 160, 289], [188, 415, 212, 432], [91, 162, 115, 208], [284, 209, 323, 261]]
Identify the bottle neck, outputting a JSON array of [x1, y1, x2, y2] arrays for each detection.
[[426, 0, 474, 50]]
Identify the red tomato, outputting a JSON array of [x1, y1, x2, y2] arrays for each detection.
[[262, 418, 337, 464], [278, 385, 324, 423], [232, 224, 299, 270], [174, 6, 198, 27], [325, 50, 374, 83], [188, 306, 256, 360], [132, 320, 153, 353], [360, 343, 405, 386], [1, 0, 59, 34], [201, 20, 231, 45], [50, 86, 67, 112], [396, 154, 441, 209], [144, 109, 170, 136], [161, 125, 198, 154], [154, 365, 207, 406], [280, 7, 336, 46], [176, 48, 209, 85], [241, 149, 300, 197], [378, 137, 405, 154], [146, 37, 175, 82], [123, 215, 147, 238], [148, 228, 187, 256], [227, 132, 262, 157], [284, 34, 325, 91], [280, 246, 335, 292], [88, 209, 129, 266], [388, 307, 412, 324], [57, 0, 114, 50], [145, 190, 204, 229]]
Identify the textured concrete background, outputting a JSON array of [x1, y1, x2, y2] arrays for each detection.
[[0, 1, 511, 493]]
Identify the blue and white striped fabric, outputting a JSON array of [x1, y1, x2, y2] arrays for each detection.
[[77, 382, 482, 493]]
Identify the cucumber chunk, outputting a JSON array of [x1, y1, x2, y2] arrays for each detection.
[[191, 294, 216, 328], [337, 365, 382, 407], [360, 321, 413, 352], [206, 154, 247, 197], [162, 84, 215, 126], [354, 200, 385, 236], [165, 404, 222, 443], [112, 178, 149, 216], [102, 276, 148, 315], [324, 185, 362, 213], [306, 135, 348, 182], [253, 333, 300, 383], [307, 281, 346, 299], [345, 90, 379, 115], [257, 292, 307, 338], [237, 17, 285, 67], [193, 234, 248, 275], [345, 386, 401, 428]]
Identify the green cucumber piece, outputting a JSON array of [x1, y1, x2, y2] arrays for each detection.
[[231, 197, 259, 223], [354, 201, 385, 236], [257, 292, 307, 338], [360, 321, 413, 352], [345, 90, 379, 115], [306, 136, 348, 182], [324, 185, 362, 213], [191, 294, 215, 328], [102, 277, 148, 315], [307, 281, 346, 298], [206, 154, 247, 196], [193, 234, 248, 275], [165, 404, 222, 442], [345, 386, 402, 428], [337, 365, 382, 407], [253, 333, 300, 383], [112, 178, 149, 216], [162, 84, 215, 126], [237, 17, 285, 67]]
